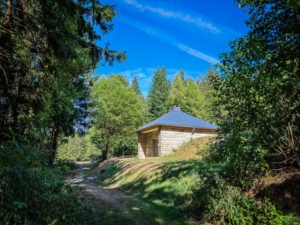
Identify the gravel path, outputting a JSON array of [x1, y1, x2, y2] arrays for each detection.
[[67, 160, 145, 224]]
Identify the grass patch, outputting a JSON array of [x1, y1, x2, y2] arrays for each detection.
[[89, 137, 214, 221], [74, 184, 188, 225]]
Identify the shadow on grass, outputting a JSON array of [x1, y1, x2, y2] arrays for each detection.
[[76, 184, 188, 225], [96, 159, 204, 221]]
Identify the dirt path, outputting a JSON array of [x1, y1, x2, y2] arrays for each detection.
[[67, 159, 185, 225]]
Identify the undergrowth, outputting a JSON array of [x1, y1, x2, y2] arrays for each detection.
[[0, 141, 84, 224], [95, 136, 300, 224], [195, 169, 300, 224], [197, 133, 300, 224]]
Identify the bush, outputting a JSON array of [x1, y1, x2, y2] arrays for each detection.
[[0, 141, 84, 224], [204, 132, 269, 188], [194, 173, 300, 224], [193, 129, 300, 224], [109, 135, 138, 156]]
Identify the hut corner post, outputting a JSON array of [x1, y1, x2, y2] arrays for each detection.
[[138, 132, 146, 159]]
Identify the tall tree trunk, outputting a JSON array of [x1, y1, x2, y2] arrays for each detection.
[[49, 126, 59, 165], [102, 141, 109, 161]]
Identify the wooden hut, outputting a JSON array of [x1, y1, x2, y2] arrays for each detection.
[[135, 106, 218, 159]]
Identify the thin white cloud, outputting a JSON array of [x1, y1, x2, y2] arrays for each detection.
[[124, 0, 220, 34], [124, 0, 144, 10], [118, 68, 155, 81], [120, 69, 145, 79], [177, 44, 219, 64], [118, 16, 219, 64]]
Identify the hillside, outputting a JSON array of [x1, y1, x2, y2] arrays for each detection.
[[69, 136, 300, 224], [69, 136, 213, 224]]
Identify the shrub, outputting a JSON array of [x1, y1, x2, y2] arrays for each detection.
[[0, 141, 84, 224], [204, 132, 269, 188], [195, 173, 300, 224]]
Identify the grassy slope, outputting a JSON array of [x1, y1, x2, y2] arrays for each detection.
[[77, 136, 300, 224], [93, 136, 214, 222]]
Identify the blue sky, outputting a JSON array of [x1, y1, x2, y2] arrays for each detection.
[[96, 0, 249, 95]]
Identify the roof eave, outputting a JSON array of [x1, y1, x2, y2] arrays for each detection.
[[135, 124, 218, 133]]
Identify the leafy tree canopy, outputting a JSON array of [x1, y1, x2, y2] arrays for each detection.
[[90, 74, 143, 160], [214, 0, 300, 184]]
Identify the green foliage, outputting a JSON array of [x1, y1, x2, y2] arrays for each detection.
[[218, 0, 300, 168], [56, 134, 101, 161], [195, 173, 299, 224], [198, 65, 224, 123], [131, 76, 149, 124], [195, 2, 300, 223], [147, 67, 170, 121], [109, 135, 138, 156], [131, 76, 142, 95], [0, 0, 126, 165], [90, 74, 143, 160], [0, 0, 126, 223], [182, 78, 209, 120], [167, 73, 186, 108], [205, 133, 269, 188], [0, 141, 84, 224], [165, 69, 217, 122]]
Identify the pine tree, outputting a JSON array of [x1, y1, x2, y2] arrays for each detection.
[[179, 69, 185, 82], [198, 65, 223, 123], [147, 67, 170, 121], [132, 76, 142, 95], [167, 73, 186, 108], [0, 0, 126, 165], [183, 78, 209, 120]]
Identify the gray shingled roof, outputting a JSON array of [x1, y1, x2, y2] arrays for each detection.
[[135, 107, 219, 132]]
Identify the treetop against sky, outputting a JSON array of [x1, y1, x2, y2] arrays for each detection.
[[96, 0, 249, 95]]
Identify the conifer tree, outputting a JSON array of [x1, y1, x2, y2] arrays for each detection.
[[198, 65, 223, 123], [0, 0, 127, 164], [132, 76, 142, 95], [179, 69, 185, 81], [183, 78, 209, 120], [147, 67, 170, 121], [0, 1, 126, 222], [167, 73, 186, 108]]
